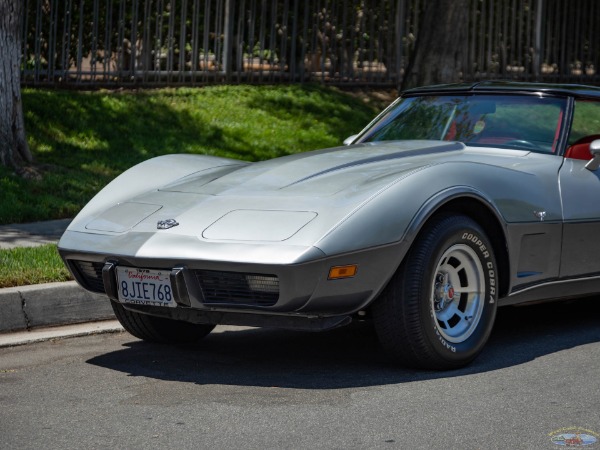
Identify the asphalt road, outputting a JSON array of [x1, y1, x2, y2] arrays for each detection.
[[1, 298, 600, 450]]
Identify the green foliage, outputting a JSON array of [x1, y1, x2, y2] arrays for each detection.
[[569, 100, 600, 144], [0, 85, 380, 224], [0, 245, 72, 288]]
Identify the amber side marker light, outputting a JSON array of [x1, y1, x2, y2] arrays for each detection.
[[328, 265, 358, 280]]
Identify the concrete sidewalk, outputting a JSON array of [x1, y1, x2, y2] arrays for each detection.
[[0, 218, 73, 249], [0, 219, 116, 338]]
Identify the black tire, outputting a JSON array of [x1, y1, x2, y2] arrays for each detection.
[[372, 214, 498, 369], [111, 301, 215, 344]]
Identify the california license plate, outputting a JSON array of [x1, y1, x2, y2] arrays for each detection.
[[116, 267, 176, 307]]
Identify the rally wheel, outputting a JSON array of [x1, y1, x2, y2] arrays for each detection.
[[372, 214, 498, 369]]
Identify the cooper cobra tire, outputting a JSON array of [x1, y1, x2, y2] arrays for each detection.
[[111, 301, 215, 344], [372, 214, 498, 369]]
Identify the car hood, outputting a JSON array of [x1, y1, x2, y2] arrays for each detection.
[[159, 140, 464, 197]]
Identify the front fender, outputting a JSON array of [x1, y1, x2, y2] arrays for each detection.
[[314, 159, 562, 256]]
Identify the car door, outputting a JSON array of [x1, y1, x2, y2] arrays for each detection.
[[558, 99, 600, 278]]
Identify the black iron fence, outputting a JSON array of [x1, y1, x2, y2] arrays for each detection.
[[21, 0, 600, 88]]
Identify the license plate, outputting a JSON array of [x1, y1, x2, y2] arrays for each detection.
[[116, 267, 176, 308]]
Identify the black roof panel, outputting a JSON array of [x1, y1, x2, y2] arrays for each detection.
[[404, 80, 600, 98]]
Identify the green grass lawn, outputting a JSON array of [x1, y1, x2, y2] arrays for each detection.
[[0, 244, 72, 288], [1, 84, 384, 224], [0, 84, 388, 287]]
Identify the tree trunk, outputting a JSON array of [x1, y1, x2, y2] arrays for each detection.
[[0, 0, 32, 171], [402, 0, 470, 89]]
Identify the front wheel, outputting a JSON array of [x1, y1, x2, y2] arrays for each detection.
[[111, 301, 215, 344], [372, 214, 498, 369]]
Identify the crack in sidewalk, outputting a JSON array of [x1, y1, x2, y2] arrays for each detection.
[[18, 291, 32, 330]]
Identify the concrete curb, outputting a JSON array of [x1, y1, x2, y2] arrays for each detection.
[[0, 281, 114, 333], [0, 320, 124, 348]]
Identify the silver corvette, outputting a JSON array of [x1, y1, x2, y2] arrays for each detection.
[[59, 81, 600, 369]]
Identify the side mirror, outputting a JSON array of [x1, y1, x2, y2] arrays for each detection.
[[585, 140, 600, 171], [343, 135, 358, 146]]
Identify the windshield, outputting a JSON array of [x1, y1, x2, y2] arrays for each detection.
[[360, 94, 567, 153]]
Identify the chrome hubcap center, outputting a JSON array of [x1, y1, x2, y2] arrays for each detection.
[[434, 273, 455, 312]]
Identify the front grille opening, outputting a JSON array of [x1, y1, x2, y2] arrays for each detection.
[[71, 260, 105, 294], [195, 270, 279, 307]]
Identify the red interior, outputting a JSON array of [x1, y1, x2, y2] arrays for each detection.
[[564, 134, 600, 161]]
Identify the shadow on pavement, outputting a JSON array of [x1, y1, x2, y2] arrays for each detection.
[[87, 296, 600, 389]]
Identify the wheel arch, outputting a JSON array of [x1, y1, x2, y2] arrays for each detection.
[[406, 189, 510, 299]]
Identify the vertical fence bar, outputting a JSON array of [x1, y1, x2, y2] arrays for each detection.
[[47, 0, 58, 82], [280, 0, 289, 79], [202, 0, 211, 83], [478, 0, 485, 75], [289, 0, 298, 82], [525, 0, 531, 80], [516, 0, 523, 76], [533, 0, 542, 80], [257, 0, 266, 82], [310, 0, 320, 83], [62, 0, 73, 82], [387, 0, 395, 85], [500, 0, 508, 78], [300, 0, 309, 83], [568, 1, 575, 80], [246, 0, 256, 83], [90, 0, 98, 81], [512, 0, 520, 75], [129, 0, 136, 81], [348, 0, 357, 83], [33, 0, 42, 83], [383, 0, 394, 85], [190, 0, 199, 83], [22, 0, 29, 83], [76, 0, 85, 83], [141, 0, 151, 83], [223, 0, 232, 80], [377, 1, 384, 84], [553, 0, 560, 79], [268, 0, 277, 83], [495, 0, 502, 77], [117, 0, 125, 80], [214, 0, 223, 76], [178, 0, 188, 82], [395, 0, 404, 87], [166, 0, 176, 81], [487, 0, 493, 78], [573, 1, 582, 79], [468, 0, 477, 79], [589, 0, 596, 79], [324, 0, 332, 83], [235, 0, 246, 82], [339, 0, 347, 82], [559, 0, 567, 78], [357, 0, 365, 83], [104, 0, 113, 81]]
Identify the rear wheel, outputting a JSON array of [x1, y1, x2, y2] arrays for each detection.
[[111, 301, 215, 344], [372, 214, 498, 369]]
